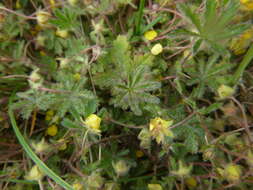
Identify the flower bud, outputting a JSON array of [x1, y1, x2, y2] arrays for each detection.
[[72, 182, 83, 190], [138, 128, 151, 149], [171, 161, 192, 177], [87, 172, 104, 188], [185, 177, 197, 188], [73, 73, 81, 81], [36, 11, 51, 25], [151, 43, 163, 55], [31, 138, 50, 154], [29, 69, 41, 82], [36, 35, 46, 47], [55, 28, 69, 38], [46, 124, 58, 136], [84, 114, 101, 133], [217, 85, 234, 99], [113, 160, 130, 177], [148, 184, 163, 190], [57, 139, 67, 151], [45, 110, 54, 121], [25, 165, 44, 181], [57, 58, 69, 69]]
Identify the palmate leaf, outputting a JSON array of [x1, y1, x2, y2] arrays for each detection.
[[49, 7, 80, 30], [182, 54, 233, 98], [175, 0, 248, 54], [110, 64, 161, 115], [95, 35, 161, 115]]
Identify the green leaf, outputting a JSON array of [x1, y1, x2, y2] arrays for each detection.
[[198, 103, 223, 115], [177, 3, 202, 33]]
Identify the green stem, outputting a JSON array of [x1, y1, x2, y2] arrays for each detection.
[[233, 44, 253, 86], [135, 0, 146, 35]]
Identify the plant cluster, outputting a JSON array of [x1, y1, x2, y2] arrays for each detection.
[[1, 0, 253, 189]]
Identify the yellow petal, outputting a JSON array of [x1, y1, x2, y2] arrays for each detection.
[[55, 29, 69, 38], [144, 30, 158, 41], [151, 43, 163, 55], [46, 125, 58, 136], [148, 184, 163, 190], [84, 114, 101, 131]]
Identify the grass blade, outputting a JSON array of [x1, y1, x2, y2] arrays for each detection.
[[8, 107, 74, 190]]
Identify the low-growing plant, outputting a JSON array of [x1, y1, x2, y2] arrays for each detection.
[[1, 0, 253, 189]]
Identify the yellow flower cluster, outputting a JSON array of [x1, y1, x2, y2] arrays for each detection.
[[149, 117, 174, 144], [144, 30, 163, 55]]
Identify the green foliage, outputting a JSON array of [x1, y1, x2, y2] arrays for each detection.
[[178, 55, 234, 98], [175, 0, 249, 54], [95, 35, 161, 115], [2, 0, 253, 189]]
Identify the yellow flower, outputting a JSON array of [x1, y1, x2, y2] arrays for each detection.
[[149, 117, 173, 144], [151, 43, 163, 55], [49, 0, 56, 8], [224, 164, 242, 181], [45, 110, 54, 121], [144, 30, 158, 41], [240, 0, 253, 10], [25, 165, 44, 181], [73, 73, 81, 81], [230, 28, 253, 55], [84, 114, 101, 133], [217, 85, 234, 99], [148, 184, 163, 190], [36, 11, 51, 25], [55, 28, 69, 38], [46, 125, 58, 136]]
